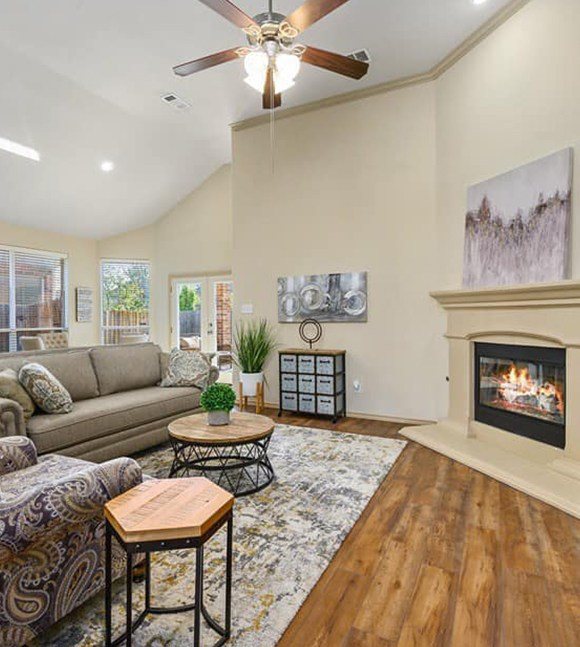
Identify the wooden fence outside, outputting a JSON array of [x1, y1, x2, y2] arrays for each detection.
[[102, 309, 149, 345]]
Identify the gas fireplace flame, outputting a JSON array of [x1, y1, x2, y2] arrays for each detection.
[[498, 364, 564, 416]]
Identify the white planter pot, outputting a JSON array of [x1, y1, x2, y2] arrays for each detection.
[[240, 372, 264, 397], [207, 410, 230, 426]]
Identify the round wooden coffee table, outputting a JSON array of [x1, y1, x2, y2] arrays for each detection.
[[168, 412, 276, 497]]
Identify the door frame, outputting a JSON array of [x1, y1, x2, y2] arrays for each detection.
[[169, 273, 232, 351]]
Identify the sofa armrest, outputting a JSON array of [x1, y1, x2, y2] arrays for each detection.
[[0, 436, 37, 477], [0, 456, 142, 554], [0, 398, 26, 439]]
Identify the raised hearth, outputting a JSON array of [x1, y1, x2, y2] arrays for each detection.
[[402, 281, 580, 518]]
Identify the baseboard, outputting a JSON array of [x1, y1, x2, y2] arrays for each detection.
[[347, 411, 435, 426], [401, 423, 580, 519], [244, 400, 435, 427]]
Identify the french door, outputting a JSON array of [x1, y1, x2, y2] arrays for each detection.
[[170, 275, 233, 357]]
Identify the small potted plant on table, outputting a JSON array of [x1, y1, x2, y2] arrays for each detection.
[[200, 383, 237, 426]]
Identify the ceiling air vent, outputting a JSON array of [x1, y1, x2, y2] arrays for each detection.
[[161, 93, 192, 111], [348, 49, 371, 63]]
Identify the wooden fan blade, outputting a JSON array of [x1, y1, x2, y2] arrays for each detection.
[[283, 0, 350, 33], [198, 0, 258, 29], [173, 48, 241, 76], [262, 68, 282, 110], [301, 45, 368, 79]]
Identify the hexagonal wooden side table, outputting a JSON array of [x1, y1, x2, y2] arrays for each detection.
[[104, 478, 234, 647]]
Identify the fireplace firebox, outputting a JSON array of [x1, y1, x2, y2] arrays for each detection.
[[474, 343, 566, 449]]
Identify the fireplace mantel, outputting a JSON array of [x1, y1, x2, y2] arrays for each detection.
[[401, 280, 580, 518], [430, 280, 580, 308]]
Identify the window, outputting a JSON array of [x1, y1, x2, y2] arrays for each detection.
[[101, 260, 150, 344], [0, 246, 67, 352]]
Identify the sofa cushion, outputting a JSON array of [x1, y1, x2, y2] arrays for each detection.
[[19, 364, 73, 414], [161, 348, 212, 388], [90, 344, 161, 395], [36, 351, 100, 401], [0, 350, 99, 402], [27, 386, 201, 453], [0, 369, 35, 419]]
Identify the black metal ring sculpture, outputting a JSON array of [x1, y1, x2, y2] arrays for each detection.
[[299, 318, 322, 349]]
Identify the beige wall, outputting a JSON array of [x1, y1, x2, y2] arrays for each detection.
[[436, 0, 580, 288], [0, 221, 99, 346], [232, 83, 447, 421], [80, 0, 580, 422], [231, 0, 580, 421], [98, 164, 232, 348], [98, 224, 155, 261]]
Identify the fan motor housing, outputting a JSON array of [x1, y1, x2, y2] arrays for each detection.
[[247, 12, 295, 46]]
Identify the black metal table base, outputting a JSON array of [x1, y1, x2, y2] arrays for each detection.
[[105, 512, 233, 647], [169, 434, 275, 497]]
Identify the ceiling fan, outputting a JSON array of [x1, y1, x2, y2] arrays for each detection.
[[173, 0, 369, 109]]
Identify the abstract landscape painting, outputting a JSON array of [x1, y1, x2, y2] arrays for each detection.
[[463, 149, 573, 288], [278, 272, 367, 322]]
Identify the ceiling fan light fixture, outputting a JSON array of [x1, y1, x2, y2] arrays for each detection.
[[244, 50, 300, 94], [244, 74, 266, 92], [244, 70, 296, 94], [275, 52, 300, 80], [243, 50, 269, 77], [173, 0, 370, 110], [273, 74, 295, 93]]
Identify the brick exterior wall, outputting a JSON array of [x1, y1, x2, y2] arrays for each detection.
[[215, 282, 232, 351]]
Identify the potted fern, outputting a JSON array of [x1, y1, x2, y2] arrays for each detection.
[[234, 319, 277, 397], [200, 383, 236, 426]]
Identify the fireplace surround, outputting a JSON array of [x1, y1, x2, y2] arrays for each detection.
[[401, 281, 580, 519], [474, 342, 566, 449]]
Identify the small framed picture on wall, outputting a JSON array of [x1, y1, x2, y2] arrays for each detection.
[[76, 287, 93, 323]]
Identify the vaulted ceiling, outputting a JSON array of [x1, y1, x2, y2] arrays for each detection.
[[0, 0, 514, 238]]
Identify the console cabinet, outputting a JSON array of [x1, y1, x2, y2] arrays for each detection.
[[278, 349, 346, 422]]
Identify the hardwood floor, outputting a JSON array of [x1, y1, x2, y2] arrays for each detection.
[[265, 409, 580, 647]]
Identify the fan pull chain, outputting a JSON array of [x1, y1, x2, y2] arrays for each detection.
[[270, 86, 275, 175]]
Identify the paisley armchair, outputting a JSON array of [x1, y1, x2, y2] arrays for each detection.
[[0, 436, 142, 646]]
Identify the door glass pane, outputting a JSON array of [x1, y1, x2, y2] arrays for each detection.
[[214, 281, 233, 352], [214, 280, 233, 371], [178, 282, 202, 349]]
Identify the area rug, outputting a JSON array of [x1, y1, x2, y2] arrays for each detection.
[[34, 425, 406, 646]]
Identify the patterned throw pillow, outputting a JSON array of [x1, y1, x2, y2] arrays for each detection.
[[0, 368, 35, 420], [160, 348, 211, 389], [19, 363, 73, 414]]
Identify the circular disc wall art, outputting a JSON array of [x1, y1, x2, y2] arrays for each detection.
[[299, 318, 322, 349]]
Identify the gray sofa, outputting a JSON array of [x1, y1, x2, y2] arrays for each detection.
[[0, 343, 217, 462]]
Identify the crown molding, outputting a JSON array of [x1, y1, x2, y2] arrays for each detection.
[[231, 0, 530, 132]]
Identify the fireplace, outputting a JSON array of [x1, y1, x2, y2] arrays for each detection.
[[474, 343, 566, 449]]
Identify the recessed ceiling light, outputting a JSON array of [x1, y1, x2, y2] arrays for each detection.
[[473, 0, 487, 5], [0, 136, 40, 162], [100, 160, 115, 172]]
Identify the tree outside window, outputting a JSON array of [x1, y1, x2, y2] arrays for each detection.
[[101, 261, 150, 344]]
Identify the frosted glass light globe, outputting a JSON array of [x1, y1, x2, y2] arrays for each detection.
[[273, 74, 295, 93], [244, 74, 267, 92], [243, 51, 300, 95], [275, 53, 300, 81], [244, 50, 269, 78]]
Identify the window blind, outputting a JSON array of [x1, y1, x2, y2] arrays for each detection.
[[0, 250, 10, 351], [0, 248, 67, 352]]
